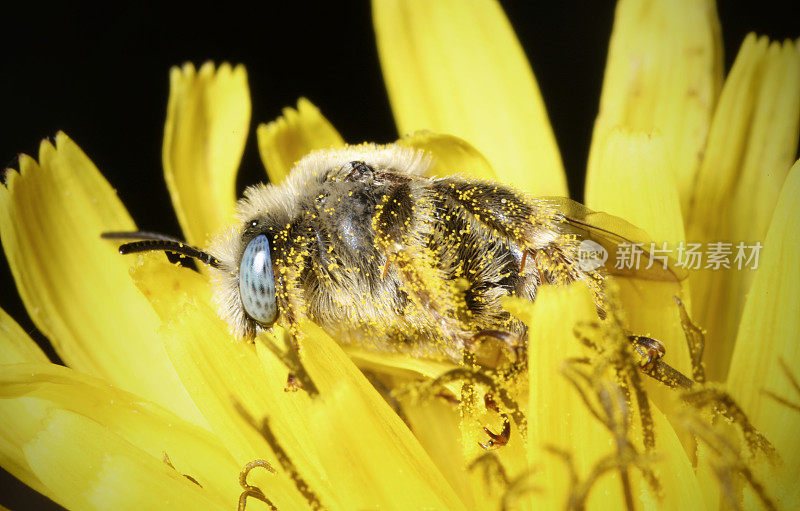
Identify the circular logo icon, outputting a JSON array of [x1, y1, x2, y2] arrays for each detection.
[[577, 240, 608, 271]]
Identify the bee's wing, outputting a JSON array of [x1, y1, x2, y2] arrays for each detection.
[[542, 197, 689, 282]]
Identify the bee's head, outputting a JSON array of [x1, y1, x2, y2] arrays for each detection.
[[208, 143, 433, 339], [207, 210, 286, 340]]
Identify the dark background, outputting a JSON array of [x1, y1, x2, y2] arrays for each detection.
[[1, 2, 796, 509]]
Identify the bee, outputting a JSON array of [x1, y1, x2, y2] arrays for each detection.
[[103, 143, 678, 367]]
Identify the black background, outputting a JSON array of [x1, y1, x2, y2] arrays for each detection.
[[1, 2, 797, 509]]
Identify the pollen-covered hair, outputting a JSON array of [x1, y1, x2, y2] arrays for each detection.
[[207, 143, 433, 339]]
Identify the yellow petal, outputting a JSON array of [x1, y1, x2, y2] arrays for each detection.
[[0, 306, 48, 365], [0, 315, 48, 491], [0, 392, 53, 501], [397, 131, 497, 180], [163, 62, 251, 246], [135, 257, 466, 509], [512, 286, 702, 509], [129, 254, 213, 322], [727, 159, 800, 507], [24, 408, 226, 510], [585, 129, 691, 375], [345, 346, 455, 381], [0, 363, 242, 508], [373, 0, 566, 195], [130, 259, 277, 455], [256, 98, 344, 185], [516, 287, 618, 508], [688, 36, 800, 380], [132, 258, 337, 509], [399, 399, 474, 507], [588, 0, 723, 214], [0, 133, 205, 427], [262, 321, 467, 510]]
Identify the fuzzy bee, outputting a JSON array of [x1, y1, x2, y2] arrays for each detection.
[[104, 143, 676, 366]]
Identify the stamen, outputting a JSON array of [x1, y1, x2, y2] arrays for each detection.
[[237, 459, 277, 511], [681, 412, 777, 511], [762, 357, 800, 413], [681, 388, 776, 458], [674, 296, 706, 382], [237, 405, 327, 510]]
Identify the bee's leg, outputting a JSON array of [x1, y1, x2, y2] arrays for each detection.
[[479, 414, 511, 450], [628, 335, 666, 368], [269, 226, 321, 395]]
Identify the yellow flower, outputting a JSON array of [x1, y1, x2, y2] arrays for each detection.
[[1, 2, 798, 511]]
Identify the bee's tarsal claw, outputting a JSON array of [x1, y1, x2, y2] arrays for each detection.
[[629, 335, 666, 368]]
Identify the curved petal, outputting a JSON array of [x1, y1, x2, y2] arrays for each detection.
[[133, 257, 466, 509], [263, 321, 467, 510], [399, 400, 474, 506], [25, 409, 226, 510], [344, 346, 454, 381], [727, 160, 800, 507], [585, 129, 691, 375], [397, 131, 497, 180], [373, 0, 566, 195], [0, 133, 206, 427], [688, 36, 800, 380], [0, 306, 48, 365], [256, 98, 344, 185], [0, 363, 241, 510], [163, 62, 251, 246], [0, 311, 49, 492], [509, 286, 702, 509], [587, 0, 722, 214], [129, 259, 278, 465], [132, 258, 465, 509], [0, 389, 53, 502], [129, 259, 300, 507]]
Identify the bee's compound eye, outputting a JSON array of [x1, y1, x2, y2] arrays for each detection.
[[239, 234, 277, 326]]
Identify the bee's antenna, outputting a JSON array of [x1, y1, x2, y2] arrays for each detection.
[[101, 231, 222, 268], [102, 230, 188, 243]]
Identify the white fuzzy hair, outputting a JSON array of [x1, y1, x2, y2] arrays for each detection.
[[207, 143, 433, 339]]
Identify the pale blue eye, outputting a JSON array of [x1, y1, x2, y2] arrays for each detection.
[[239, 234, 277, 326]]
